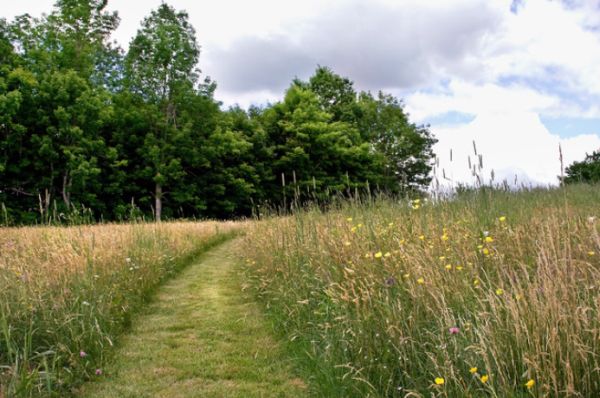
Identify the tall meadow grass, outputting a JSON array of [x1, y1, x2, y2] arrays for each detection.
[[0, 221, 241, 397], [242, 185, 600, 397]]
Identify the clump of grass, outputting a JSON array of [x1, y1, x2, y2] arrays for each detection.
[[0, 221, 242, 397], [242, 184, 600, 397]]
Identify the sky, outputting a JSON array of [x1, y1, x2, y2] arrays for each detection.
[[3, 0, 600, 188]]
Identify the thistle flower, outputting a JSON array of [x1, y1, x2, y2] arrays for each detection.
[[448, 327, 460, 334], [79, 351, 87, 358]]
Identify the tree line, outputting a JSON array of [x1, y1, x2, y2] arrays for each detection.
[[0, 0, 436, 223]]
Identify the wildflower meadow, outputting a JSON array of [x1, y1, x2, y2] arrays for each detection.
[[242, 185, 600, 397]]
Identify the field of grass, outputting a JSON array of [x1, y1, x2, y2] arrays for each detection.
[[242, 185, 600, 397], [0, 221, 241, 397], [78, 239, 307, 398]]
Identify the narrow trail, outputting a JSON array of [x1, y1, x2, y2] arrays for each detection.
[[79, 239, 307, 398]]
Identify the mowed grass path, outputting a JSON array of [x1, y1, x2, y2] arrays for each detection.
[[78, 239, 307, 398]]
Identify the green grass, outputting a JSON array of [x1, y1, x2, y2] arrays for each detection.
[[0, 222, 241, 397], [77, 239, 307, 398], [241, 184, 600, 397]]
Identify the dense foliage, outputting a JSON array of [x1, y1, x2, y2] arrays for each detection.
[[0, 0, 436, 224], [563, 150, 600, 184]]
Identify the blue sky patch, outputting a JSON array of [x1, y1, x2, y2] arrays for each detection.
[[540, 115, 600, 138], [424, 111, 476, 127]]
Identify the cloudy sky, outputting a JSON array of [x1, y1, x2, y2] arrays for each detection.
[[3, 0, 600, 187]]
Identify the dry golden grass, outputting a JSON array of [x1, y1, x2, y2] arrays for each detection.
[[242, 186, 600, 397], [0, 221, 242, 397], [1, 221, 239, 282]]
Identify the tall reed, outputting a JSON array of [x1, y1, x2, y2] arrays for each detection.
[[242, 185, 600, 397], [0, 221, 241, 397]]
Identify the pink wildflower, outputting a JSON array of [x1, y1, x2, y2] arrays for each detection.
[[449, 327, 460, 335]]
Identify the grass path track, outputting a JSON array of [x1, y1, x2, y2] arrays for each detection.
[[79, 239, 307, 398]]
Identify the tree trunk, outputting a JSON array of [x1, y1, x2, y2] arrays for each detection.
[[62, 171, 71, 209], [155, 182, 162, 222]]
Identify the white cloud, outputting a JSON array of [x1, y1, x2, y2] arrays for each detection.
[[404, 80, 561, 122], [431, 111, 600, 188], [215, 89, 279, 110], [485, 0, 600, 95]]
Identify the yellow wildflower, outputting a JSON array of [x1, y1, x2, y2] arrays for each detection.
[[441, 234, 449, 241], [344, 241, 351, 246], [456, 266, 463, 271], [418, 235, 425, 240], [525, 379, 535, 389], [588, 251, 595, 256], [473, 279, 479, 286], [403, 273, 410, 278], [351, 227, 357, 233], [417, 277, 425, 284], [413, 199, 421, 204], [434, 377, 445, 385], [346, 217, 353, 222], [439, 256, 446, 261], [482, 248, 490, 255], [477, 244, 483, 249], [469, 367, 477, 374], [384, 252, 391, 257], [499, 216, 506, 222], [480, 375, 489, 383], [484, 236, 494, 243], [445, 264, 452, 270], [388, 222, 394, 227], [496, 288, 504, 295], [374, 251, 383, 259], [412, 204, 420, 209]]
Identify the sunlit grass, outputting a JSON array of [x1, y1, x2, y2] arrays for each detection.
[[242, 185, 600, 397], [0, 221, 242, 397]]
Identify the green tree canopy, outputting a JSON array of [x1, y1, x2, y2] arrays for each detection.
[[563, 150, 600, 184], [0, 2, 437, 225], [125, 3, 200, 221]]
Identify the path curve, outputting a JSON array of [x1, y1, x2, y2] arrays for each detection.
[[79, 239, 307, 398]]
